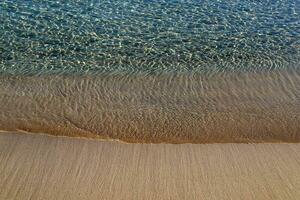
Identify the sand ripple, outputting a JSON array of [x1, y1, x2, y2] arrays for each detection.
[[1, 69, 300, 143]]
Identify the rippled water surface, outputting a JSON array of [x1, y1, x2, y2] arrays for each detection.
[[1, 0, 300, 74], [1, 1, 300, 143]]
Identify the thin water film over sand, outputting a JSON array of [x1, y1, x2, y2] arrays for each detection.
[[0, 0, 300, 143], [1, 70, 300, 143]]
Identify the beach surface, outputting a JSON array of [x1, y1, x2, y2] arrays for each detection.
[[1, 69, 300, 143], [0, 132, 300, 200]]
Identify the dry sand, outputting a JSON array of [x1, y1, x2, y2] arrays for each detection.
[[0, 132, 300, 200]]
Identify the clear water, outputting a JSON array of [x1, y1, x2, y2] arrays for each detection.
[[0, 0, 299, 75], [1, 1, 300, 143]]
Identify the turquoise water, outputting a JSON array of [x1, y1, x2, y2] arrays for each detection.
[[0, 0, 299, 75]]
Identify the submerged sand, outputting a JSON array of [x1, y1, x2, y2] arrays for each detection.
[[1, 69, 300, 143], [0, 132, 300, 200]]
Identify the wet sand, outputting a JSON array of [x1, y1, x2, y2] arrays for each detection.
[[1, 69, 300, 143], [1, 69, 300, 198], [0, 132, 300, 200]]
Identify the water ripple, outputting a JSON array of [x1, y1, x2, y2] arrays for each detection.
[[0, 0, 299, 75]]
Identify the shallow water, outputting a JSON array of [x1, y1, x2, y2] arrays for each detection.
[[1, 70, 300, 143], [0, 1, 300, 142], [0, 0, 299, 74]]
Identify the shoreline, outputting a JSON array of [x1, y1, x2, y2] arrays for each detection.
[[1, 69, 300, 143]]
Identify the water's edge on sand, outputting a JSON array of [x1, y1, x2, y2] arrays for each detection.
[[1, 69, 300, 143]]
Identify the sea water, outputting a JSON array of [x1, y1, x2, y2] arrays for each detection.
[[0, 0, 299, 75], [0, 0, 300, 143]]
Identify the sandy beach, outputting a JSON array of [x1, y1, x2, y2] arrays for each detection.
[[0, 132, 300, 200], [1, 1, 300, 199], [1, 70, 300, 143]]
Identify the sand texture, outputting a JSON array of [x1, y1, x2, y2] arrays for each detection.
[[0, 132, 300, 200], [1, 69, 300, 143]]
